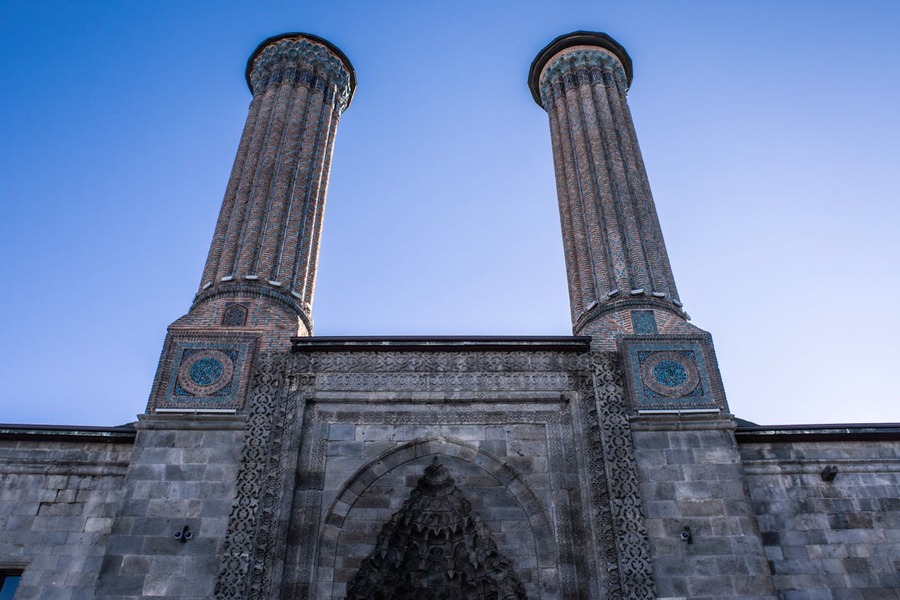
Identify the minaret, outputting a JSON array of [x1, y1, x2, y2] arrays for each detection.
[[530, 32, 728, 415], [528, 36, 780, 600], [195, 32, 355, 340], [147, 33, 354, 413], [528, 32, 693, 350]]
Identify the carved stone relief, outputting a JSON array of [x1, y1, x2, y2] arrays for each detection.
[[212, 349, 656, 600], [590, 352, 656, 599], [346, 458, 528, 599]]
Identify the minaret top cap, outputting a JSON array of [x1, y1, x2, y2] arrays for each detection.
[[245, 32, 357, 105], [528, 31, 633, 106]]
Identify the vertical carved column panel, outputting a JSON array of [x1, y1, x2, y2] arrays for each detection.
[[590, 353, 656, 600], [214, 351, 304, 599]]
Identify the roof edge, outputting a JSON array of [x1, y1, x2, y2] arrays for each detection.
[[291, 335, 592, 352], [0, 423, 137, 444], [735, 423, 900, 443]]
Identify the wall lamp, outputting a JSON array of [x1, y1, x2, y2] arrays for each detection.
[[174, 525, 194, 543]]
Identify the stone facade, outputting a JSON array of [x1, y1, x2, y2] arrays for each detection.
[[1, 30, 899, 600], [94, 417, 245, 598], [0, 427, 133, 599], [3, 359, 898, 599], [738, 432, 900, 598]]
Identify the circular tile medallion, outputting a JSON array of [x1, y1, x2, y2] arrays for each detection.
[[641, 351, 700, 398], [177, 349, 235, 396]]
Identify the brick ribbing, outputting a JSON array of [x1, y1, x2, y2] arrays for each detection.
[[551, 80, 599, 316], [299, 109, 341, 309], [215, 81, 279, 282], [548, 100, 585, 319], [200, 94, 263, 288], [612, 89, 680, 301], [254, 80, 311, 279], [234, 71, 298, 278], [290, 92, 334, 305]]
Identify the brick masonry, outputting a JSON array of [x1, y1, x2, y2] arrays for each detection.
[[529, 33, 685, 339], [196, 34, 354, 337]]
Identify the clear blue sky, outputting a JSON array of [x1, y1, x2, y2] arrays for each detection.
[[1, 1, 898, 426]]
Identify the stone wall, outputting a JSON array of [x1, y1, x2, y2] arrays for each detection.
[[3, 356, 899, 600], [739, 438, 900, 598], [630, 415, 777, 599], [94, 415, 245, 599], [0, 433, 132, 599]]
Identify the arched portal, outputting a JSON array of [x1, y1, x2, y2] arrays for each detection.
[[316, 437, 556, 599]]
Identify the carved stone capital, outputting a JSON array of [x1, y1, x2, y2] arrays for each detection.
[[538, 47, 628, 107], [528, 31, 632, 109], [246, 33, 355, 109]]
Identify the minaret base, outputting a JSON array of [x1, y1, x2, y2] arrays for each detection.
[[145, 286, 309, 415]]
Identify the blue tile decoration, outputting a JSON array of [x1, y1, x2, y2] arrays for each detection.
[[189, 357, 224, 387], [174, 348, 237, 398], [618, 335, 727, 412], [153, 337, 256, 412], [638, 350, 702, 399], [222, 303, 248, 327], [653, 360, 686, 387], [631, 310, 658, 335]]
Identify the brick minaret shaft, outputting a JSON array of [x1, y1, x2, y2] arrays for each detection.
[[194, 33, 355, 338], [529, 32, 690, 347]]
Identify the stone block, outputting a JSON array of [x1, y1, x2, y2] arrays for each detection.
[[327, 424, 356, 441]]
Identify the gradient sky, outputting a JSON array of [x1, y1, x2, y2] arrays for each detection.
[[1, 1, 898, 427]]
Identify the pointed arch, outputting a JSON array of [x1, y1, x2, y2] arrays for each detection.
[[317, 436, 557, 598]]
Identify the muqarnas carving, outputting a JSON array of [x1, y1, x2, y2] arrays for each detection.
[[346, 458, 528, 600]]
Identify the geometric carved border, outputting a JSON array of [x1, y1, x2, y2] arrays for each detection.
[[214, 351, 295, 599], [590, 352, 657, 600]]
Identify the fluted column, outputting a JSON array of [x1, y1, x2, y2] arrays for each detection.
[[196, 33, 355, 336], [529, 32, 684, 343]]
